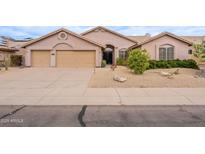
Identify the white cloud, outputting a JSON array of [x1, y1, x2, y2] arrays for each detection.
[[67, 26, 94, 33], [0, 26, 205, 40]]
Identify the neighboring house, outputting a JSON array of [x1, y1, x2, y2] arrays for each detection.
[[0, 37, 18, 64], [128, 32, 193, 60], [0, 45, 17, 63], [0, 27, 204, 67]]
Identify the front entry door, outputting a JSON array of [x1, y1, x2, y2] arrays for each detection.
[[103, 51, 113, 64]]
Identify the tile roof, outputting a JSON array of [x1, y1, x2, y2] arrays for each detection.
[[127, 35, 151, 43], [180, 36, 205, 44], [0, 45, 17, 52]]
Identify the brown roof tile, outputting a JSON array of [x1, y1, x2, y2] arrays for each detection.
[[180, 36, 205, 44], [0, 45, 17, 52], [127, 36, 151, 43]]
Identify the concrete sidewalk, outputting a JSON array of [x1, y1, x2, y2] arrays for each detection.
[[0, 88, 204, 105]]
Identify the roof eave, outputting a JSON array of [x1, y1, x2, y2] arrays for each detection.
[[22, 28, 105, 48], [81, 26, 138, 43]]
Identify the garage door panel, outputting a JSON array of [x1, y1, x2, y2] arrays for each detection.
[[32, 51, 50, 67], [56, 50, 95, 68]]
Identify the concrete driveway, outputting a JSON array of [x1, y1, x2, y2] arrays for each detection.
[[0, 68, 205, 105], [0, 68, 94, 105]]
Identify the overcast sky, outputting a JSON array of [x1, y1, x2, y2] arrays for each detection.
[[0, 26, 205, 40]]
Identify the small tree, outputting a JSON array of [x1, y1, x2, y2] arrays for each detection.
[[193, 39, 205, 61], [10, 55, 22, 66], [127, 49, 150, 74]]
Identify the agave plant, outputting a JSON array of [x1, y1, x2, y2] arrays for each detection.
[[193, 39, 205, 61]]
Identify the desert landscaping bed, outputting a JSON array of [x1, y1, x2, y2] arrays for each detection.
[[89, 66, 205, 88]]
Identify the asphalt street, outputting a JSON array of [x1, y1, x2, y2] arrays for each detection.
[[1, 105, 205, 127]]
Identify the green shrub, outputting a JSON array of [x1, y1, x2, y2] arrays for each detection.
[[127, 49, 150, 74], [116, 58, 127, 66], [148, 59, 198, 69], [101, 60, 107, 67], [10, 55, 22, 66]]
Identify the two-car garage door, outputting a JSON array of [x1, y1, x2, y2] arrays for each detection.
[[31, 50, 95, 67]]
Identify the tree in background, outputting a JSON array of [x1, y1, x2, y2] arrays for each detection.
[[193, 38, 205, 61]]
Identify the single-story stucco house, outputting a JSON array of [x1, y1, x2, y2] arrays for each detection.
[[0, 26, 204, 68], [0, 36, 27, 64]]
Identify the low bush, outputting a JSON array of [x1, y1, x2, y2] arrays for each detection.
[[10, 55, 22, 66], [148, 59, 198, 69], [101, 60, 107, 67], [127, 49, 150, 74], [116, 58, 127, 66]]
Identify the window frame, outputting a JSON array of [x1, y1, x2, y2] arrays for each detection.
[[119, 48, 128, 60], [159, 44, 174, 60]]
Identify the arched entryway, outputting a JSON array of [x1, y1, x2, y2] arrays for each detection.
[[103, 44, 114, 65]]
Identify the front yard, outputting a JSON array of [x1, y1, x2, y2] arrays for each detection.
[[89, 66, 205, 88]]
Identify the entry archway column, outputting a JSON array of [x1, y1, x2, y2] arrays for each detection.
[[50, 49, 56, 67], [113, 47, 118, 65], [25, 49, 31, 67]]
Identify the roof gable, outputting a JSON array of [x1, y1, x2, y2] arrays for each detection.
[[81, 26, 137, 43], [22, 28, 105, 48], [129, 32, 193, 50]]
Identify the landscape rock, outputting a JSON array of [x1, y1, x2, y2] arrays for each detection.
[[160, 71, 171, 76], [200, 68, 205, 78], [113, 75, 127, 82]]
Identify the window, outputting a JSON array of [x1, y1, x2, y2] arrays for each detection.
[[159, 48, 166, 60], [159, 45, 174, 60], [119, 48, 127, 59], [188, 49, 192, 54]]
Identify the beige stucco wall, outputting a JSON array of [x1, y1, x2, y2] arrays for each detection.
[[140, 35, 192, 60], [82, 29, 136, 60], [24, 32, 102, 67]]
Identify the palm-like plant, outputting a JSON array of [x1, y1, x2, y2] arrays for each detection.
[[193, 39, 205, 61]]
